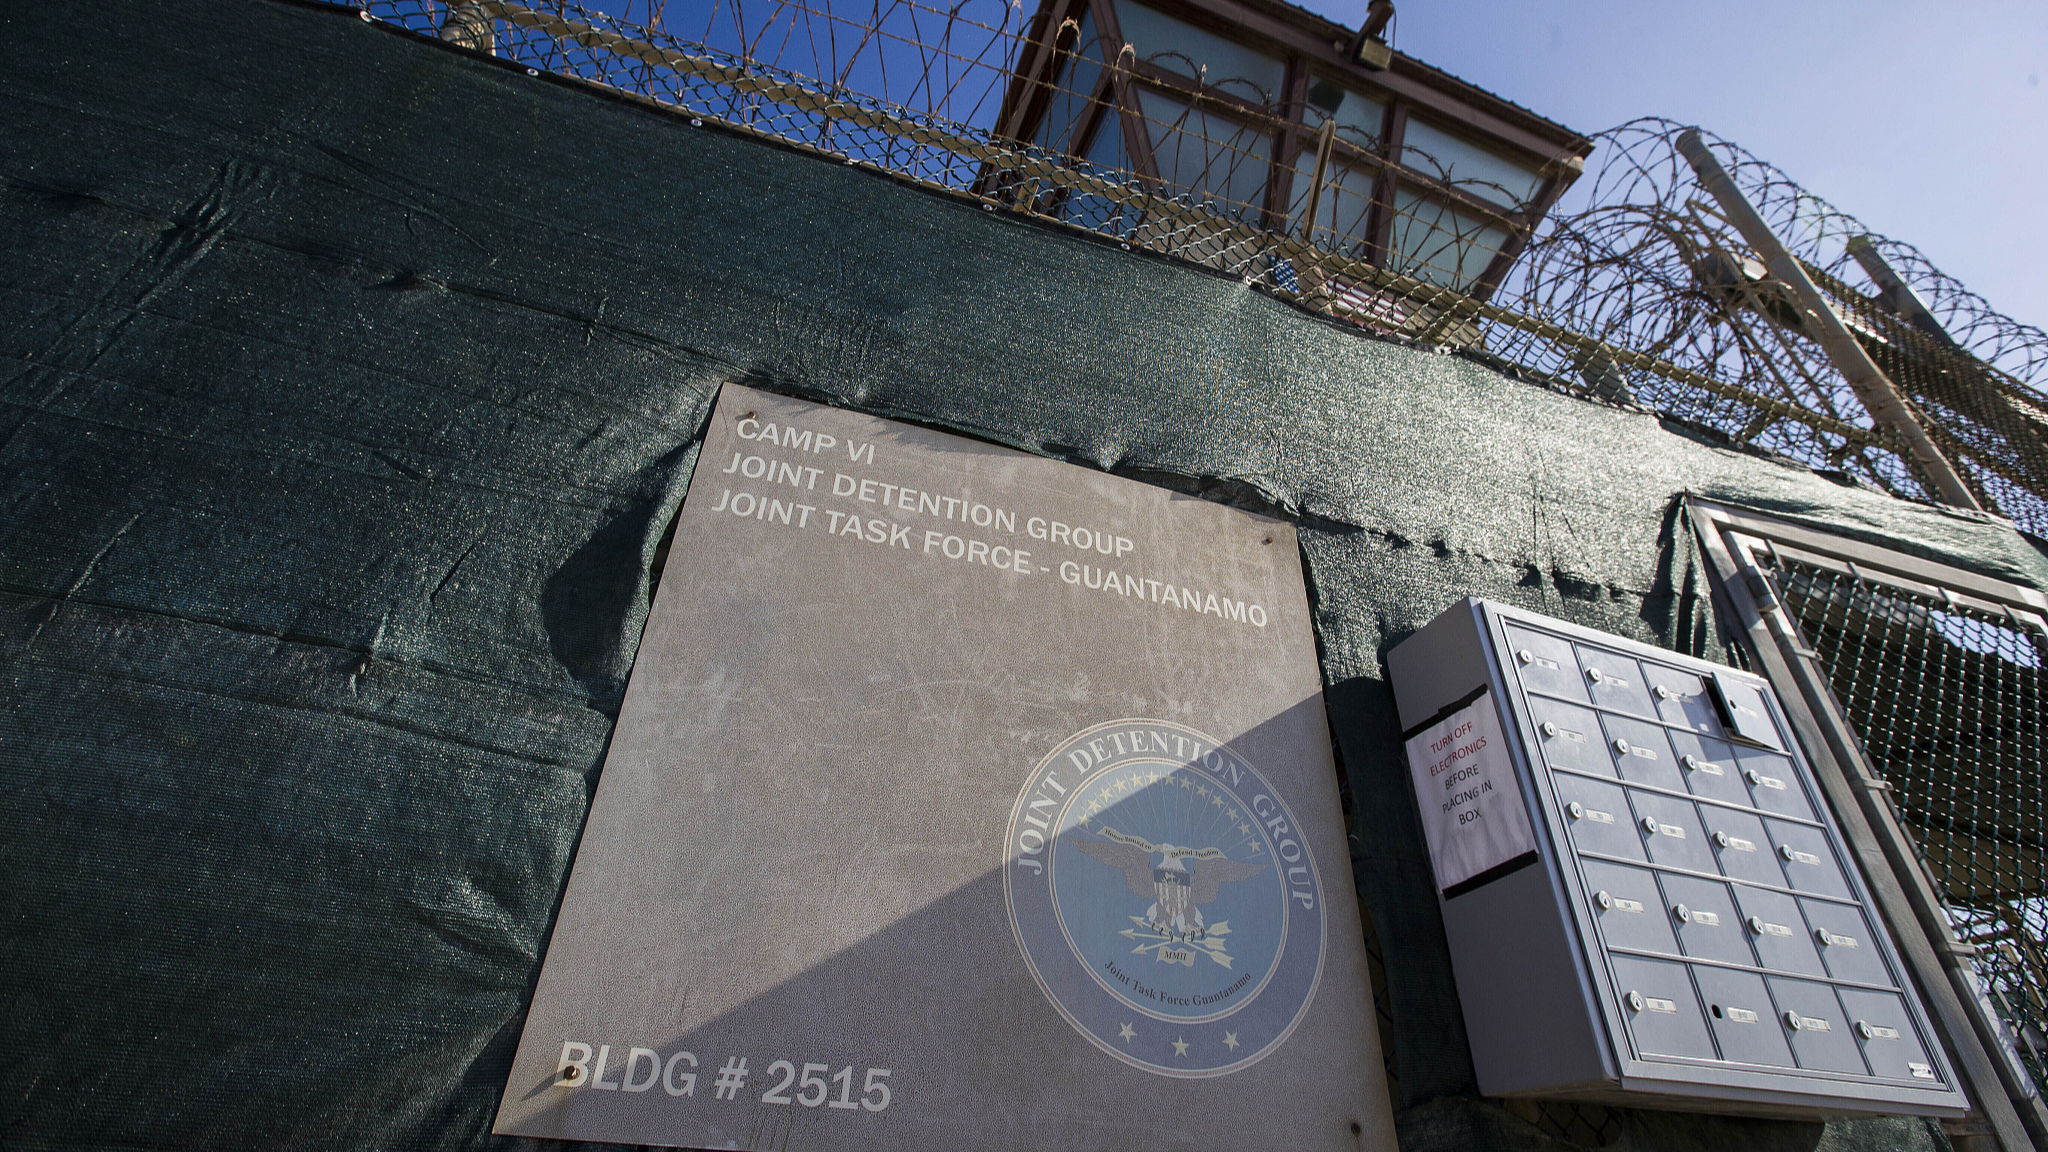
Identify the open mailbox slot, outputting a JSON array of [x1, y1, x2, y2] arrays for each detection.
[[1387, 598, 1966, 1119], [1704, 671, 1786, 751]]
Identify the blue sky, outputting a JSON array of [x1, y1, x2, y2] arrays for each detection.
[[1304, 0, 2048, 333]]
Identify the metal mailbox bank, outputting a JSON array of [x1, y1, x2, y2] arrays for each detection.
[[1387, 598, 1968, 1119]]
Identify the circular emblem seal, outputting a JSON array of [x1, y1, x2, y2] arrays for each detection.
[[1004, 719, 1326, 1077]]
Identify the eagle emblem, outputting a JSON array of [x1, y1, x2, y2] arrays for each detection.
[[1005, 719, 1326, 1076], [1070, 826, 1268, 966]]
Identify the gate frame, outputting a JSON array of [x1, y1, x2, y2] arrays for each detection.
[[1689, 497, 2048, 1151]]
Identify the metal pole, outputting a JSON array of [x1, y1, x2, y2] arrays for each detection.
[[1298, 117, 1336, 245], [1675, 130, 1982, 511], [1845, 235, 1959, 349]]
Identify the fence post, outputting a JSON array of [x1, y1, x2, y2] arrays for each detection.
[[1297, 116, 1336, 245]]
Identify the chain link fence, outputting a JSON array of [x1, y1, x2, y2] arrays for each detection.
[[1764, 556, 2048, 1098]]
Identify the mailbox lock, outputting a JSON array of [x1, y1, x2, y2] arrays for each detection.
[[1713, 831, 1730, 847], [1641, 816, 1660, 834], [1652, 685, 1673, 701], [1783, 1011, 1805, 1031], [1567, 802, 1585, 819], [1586, 668, 1604, 684], [1816, 928, 1836, 946], [1595, 890, 1613, 910], [1612, 738, 1631, 755], [1517, 649, 1534, 665], [1745, 768, 1763, 785], [1779, 844, 1797, 861], [1672, 903, 1691, 923], [1682, 754, 1699, 770], [1747, 916, 1765, 935], [1542, 722, 1560, 737], [1627, 991, 1645, 1012]]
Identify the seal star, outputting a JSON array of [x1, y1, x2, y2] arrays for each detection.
[[1223, 1031, 1240, 1051], [1118, 1022, 1136, 1043], [1172, 1037, 1190, 1057]]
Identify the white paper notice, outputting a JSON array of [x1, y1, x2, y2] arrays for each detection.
[[1403, 691, 1537, 895]]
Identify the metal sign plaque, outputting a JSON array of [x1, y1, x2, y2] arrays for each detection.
[[493, 384, 1394, 1152]]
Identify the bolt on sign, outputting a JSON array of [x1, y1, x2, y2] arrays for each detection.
[[493, 384, 1396, 1151]]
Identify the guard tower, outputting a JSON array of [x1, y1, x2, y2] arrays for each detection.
[[990, 0, 1594, 300]]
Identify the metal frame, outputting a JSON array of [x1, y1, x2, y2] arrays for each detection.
[[1690, 498, 2048, 1151]]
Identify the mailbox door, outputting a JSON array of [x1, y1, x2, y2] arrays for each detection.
[[1735, 748, 1817, 820], [1658, 874, 1756, 967], [1766, 820, 1854, 901], [1576, 646, 1658, 720], [1628, 791, 1716, 874], [1641, 663, 1726, 739], [1600, 714, 1686, 793], [1730, 886, 1827, 978], [1505, 623, 1591, 704], [1612, 955, 1716, 1061], [1696, 806, 1783, 888], [1582, 860, 1681, 956], [1768, 977, 1867, 1075], [1554, 774, 1647, 862], [1528, 697, 1611, 778], [1664, 729, 1754, 809], [1800, 900, 1894, 987], [1836, 988, 1941, 1084], [1693, 966, 1796, 1068], [1711, 673, 1785, 751]]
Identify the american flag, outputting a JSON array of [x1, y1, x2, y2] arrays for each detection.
[[1328, 278, 1408, 331]]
